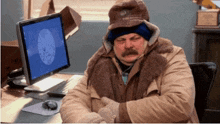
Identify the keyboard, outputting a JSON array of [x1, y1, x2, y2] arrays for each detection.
[[47, 75, 83, 97], [24, 77, 65, 92]]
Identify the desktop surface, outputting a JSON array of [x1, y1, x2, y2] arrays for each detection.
[[1, 73, 73, 123]]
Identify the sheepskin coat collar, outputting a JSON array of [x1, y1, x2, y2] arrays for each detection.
[[87, 37, 173, 102]]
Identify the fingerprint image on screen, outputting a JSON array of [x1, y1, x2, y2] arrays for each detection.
[[38, 29, 56, 65]]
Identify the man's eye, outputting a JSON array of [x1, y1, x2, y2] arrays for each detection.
[[135, 36, 141, 40], [116, 39, 125, 43], [131, 36, 141, 41]]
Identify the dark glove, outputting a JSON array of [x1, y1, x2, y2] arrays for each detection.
[[98, 97, 120, 123]]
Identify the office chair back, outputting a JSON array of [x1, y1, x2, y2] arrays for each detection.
[[189, 62, 217, 122]]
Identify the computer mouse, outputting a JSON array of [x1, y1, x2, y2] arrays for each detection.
[[42, 100, 58, 110]]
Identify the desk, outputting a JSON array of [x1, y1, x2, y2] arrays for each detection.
[[1, 73, 73, 123]]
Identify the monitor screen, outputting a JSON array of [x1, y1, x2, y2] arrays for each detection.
[[16, 13, 70, 85]]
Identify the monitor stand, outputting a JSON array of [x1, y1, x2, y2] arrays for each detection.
[[24, 77, 66, 92]]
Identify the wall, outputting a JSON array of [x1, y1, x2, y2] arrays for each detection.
[[145, 0, 199, 63], [64, 21, 108, 74], [1, 0, 24, 41], [1, 0, 199, 74]]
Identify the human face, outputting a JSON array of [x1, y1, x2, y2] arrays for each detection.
[[113, 33, 147, 65]]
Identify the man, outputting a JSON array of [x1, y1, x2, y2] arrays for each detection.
[[60, 0, 199, 123]]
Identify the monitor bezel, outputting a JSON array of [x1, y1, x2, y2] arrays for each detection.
[[16, 13, 70, 85]]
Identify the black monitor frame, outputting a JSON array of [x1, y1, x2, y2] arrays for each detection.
[[16, 13, 70, 85]]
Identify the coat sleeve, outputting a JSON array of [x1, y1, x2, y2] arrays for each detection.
[[125, 46, 196, 123], [60, 72, 104, 123], [60, 46, 107, 123]]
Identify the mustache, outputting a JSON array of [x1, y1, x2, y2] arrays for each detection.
[[122, 49, 138, 57]]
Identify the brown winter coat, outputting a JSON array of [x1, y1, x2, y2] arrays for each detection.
[[60, 21, 199, 123]]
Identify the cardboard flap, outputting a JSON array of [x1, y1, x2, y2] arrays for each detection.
[[39, 0, 55, 17], [60, 6, 82, 39], [39, 0, 81, 40]]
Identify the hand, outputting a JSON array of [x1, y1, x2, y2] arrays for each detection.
[[77, 112, 105, 123], [98, 107, 115, 123], [98, 97, 120, 123]]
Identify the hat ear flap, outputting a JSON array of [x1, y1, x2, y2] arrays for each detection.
[[143, 20, 160, 46]]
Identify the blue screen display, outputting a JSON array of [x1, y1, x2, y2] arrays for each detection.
[[22, 17, 69, 80]]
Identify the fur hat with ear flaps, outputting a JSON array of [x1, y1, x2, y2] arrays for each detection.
[[103, 0, 162, 54], [108, 0, 150, 30]]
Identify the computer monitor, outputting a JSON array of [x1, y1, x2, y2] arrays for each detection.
[[16, 13, 70, 92]]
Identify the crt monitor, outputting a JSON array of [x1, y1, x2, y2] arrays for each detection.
[[16, 13, 70, 92]]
